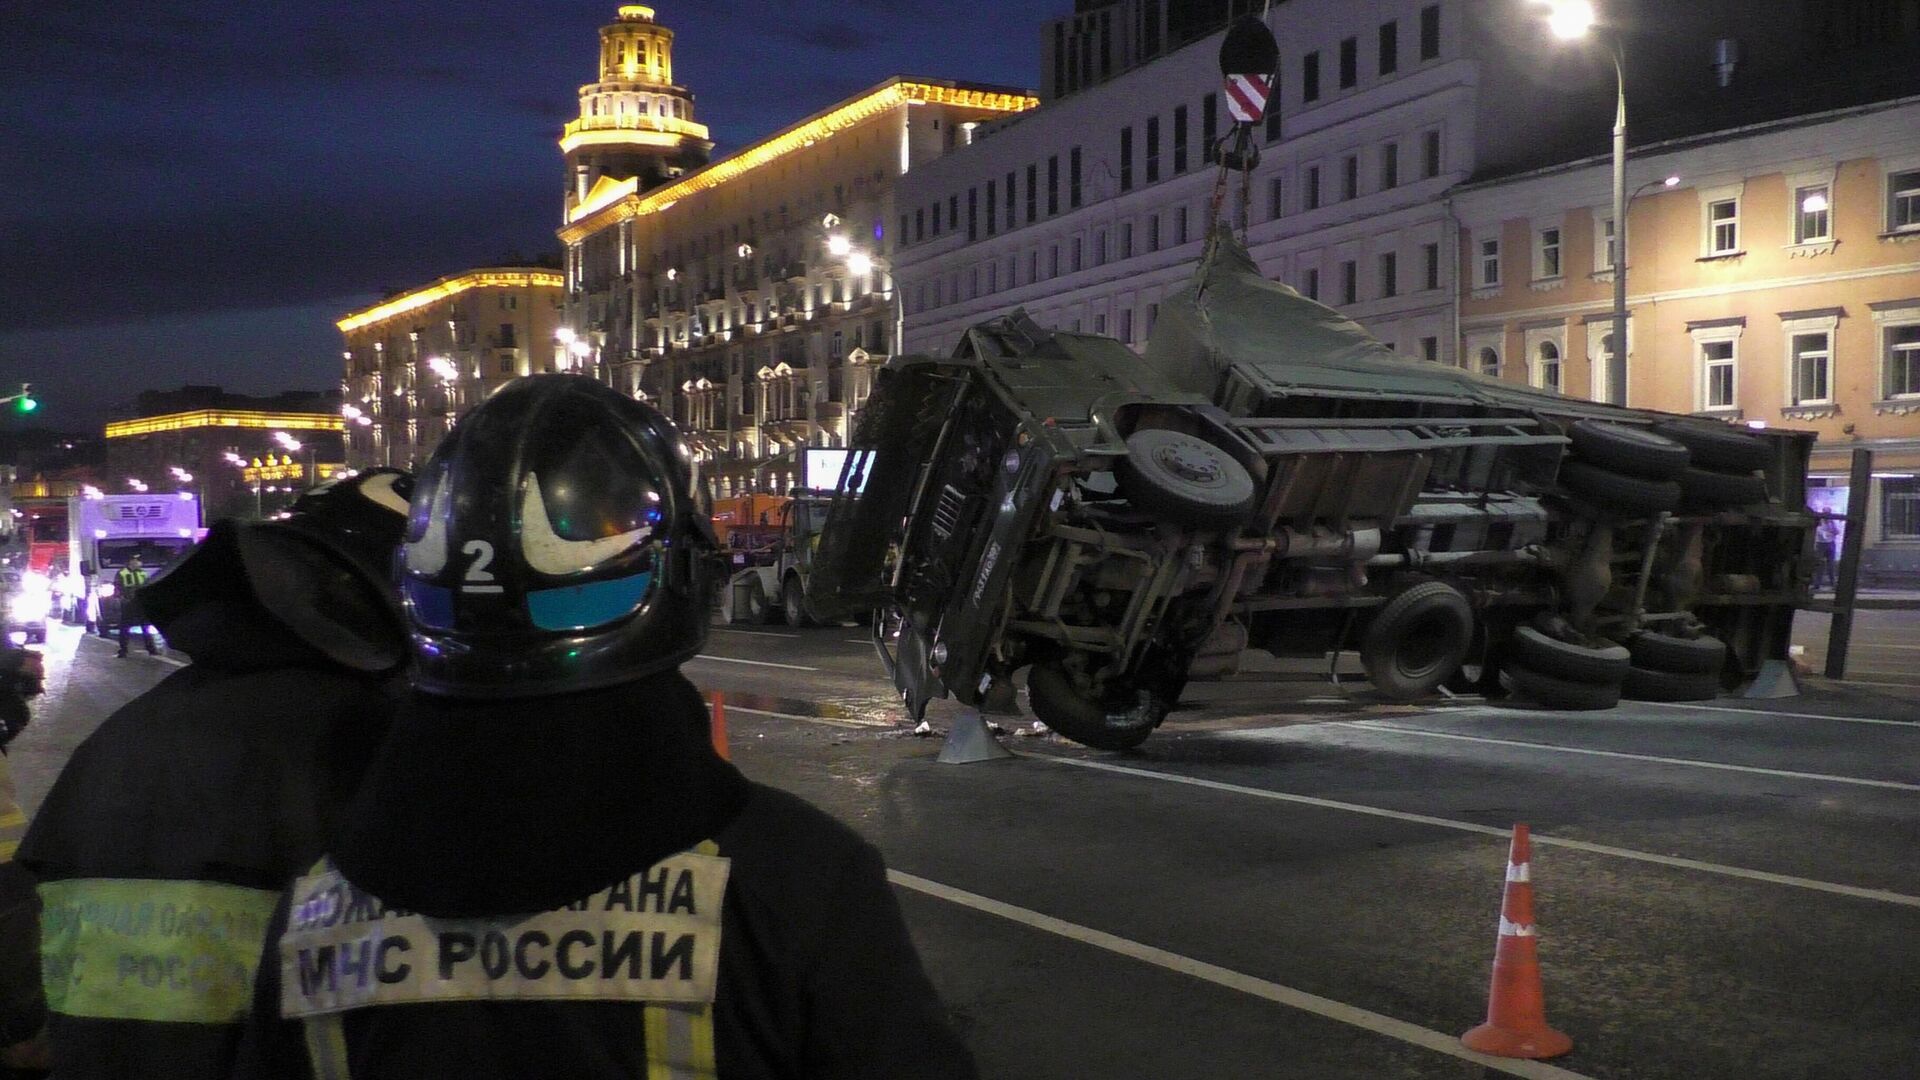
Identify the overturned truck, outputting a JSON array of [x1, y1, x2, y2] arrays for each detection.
[[807, 228, 1814, 749]]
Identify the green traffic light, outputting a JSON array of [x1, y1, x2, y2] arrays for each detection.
[[15, 397, 35, 413]]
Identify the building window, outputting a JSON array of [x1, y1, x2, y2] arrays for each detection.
[[967, 188, 978, 241], [1202, 94, 1218, 166], [1598, 216, 1617, 271], [1121, 222, 1134, 258], [1269, 175, 1285, 219], [1173, 105, 1189, 174], [1071, 237, 1083, 272], [1149, 214, 1160, 252], [1423, 242, 1440, 290], [1266, 105, 1283, 143], [1094, 312, 1107, 335], [1303, 268, 1320, 300], [1095, 230, 1108, 265], [1175, 206, 1188, 245], [1050, 245, 1061, 277], [986, 180, 997, 235], [1306, 166, 1322, 210], [1006, 170, 1016, 224], [1070, 147, 1083, 208], [1032, 162, 1043, 222], [1379, 252, 1397, 298], [1339, 37, 1357, 89], [1886, 324, 1920, 398], [1421, 337, 1438, 363], [1342, 155, 1359, 201], [1146, 116, 1161, 183], [1708, 198, 1740, 254], [1420, 4, 1441, 60], [908, 211, 919, 243], [1381, 143, 1399, 190], [1028, 250, 1039, 282], [1479, 347, 1501, 377], [1341, 260, 1358, 305], [1701, 339, 1737, 410], [1478, 238, 1501, 287], [1379, 21, 1398, 75], [987, 263, 998, 293], [1303, 51, 1321, 102], [1796, 185, 1832, 243], [1537, 227, 1562, 279], [1536, 342, 1562, 392], [1423, 130, 1442, 179], [1120, 126, 1134, 191], [1890, 169, 1920, 232], [1791, 332, 1832, 405], [1884, 478, 1920, 541], [1120, 309, 1134, 344]]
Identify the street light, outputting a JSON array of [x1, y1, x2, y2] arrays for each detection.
[[1541, 0, 1631, 404], [272, 431, 315, 490]]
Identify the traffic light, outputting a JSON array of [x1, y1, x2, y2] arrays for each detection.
[[13, 385, 34, 414]]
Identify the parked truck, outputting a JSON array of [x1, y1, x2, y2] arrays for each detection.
[[70, 492, 202, 634]]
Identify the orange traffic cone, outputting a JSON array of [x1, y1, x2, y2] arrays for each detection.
[[710, 692, 731, 761], [1462, 824, 1573, 1060]]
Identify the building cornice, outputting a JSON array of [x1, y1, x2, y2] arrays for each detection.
[[337, 269, 565, 333], [558, 77, 1039, 242], [106, 410, 346, 439]]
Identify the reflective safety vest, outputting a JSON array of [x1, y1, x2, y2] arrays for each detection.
[[116, 567, 148, 591], [286, 842, 730, 1080], [0, 754, 26, 863], [38, 878, 281, 1025]]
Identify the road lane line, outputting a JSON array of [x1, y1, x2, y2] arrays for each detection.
[[1639, 702, 1919, 728], [1041, 756, 1920, 908], [711, 628, 799, 640], [1339, 721, 1920, 791], [888, 870, 1598, 1080], [725, 706, 894, 730], [690, 654, 818, 672]]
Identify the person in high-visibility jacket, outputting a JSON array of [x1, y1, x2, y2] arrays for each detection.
[[18, 470, 413, 1080], [234, 376, 975, 1080], [112, 555, 157, 657]]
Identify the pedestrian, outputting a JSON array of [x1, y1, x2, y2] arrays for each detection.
[[235, 376, 974, 1080], [111, 555, 156, 657], [1814, 517, 1840, 592], [17, 470, 414, 1080]]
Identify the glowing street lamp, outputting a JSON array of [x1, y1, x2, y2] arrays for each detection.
[[824, 234, 853, 258], [844, 251, 875, 278], [427, 356, 460, 383]]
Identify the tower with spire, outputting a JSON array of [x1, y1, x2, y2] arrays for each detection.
[[560, 5, 713, 217]]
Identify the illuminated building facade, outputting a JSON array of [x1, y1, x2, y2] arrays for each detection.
[[103, 386, 345, 520], [562, 4, 713, 216], [559, 76, 1036, 496], [337, 268, 566, 470]]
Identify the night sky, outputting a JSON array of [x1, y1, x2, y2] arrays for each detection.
[[0, 1, 1042, 432]]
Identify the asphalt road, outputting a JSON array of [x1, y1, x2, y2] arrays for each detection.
[[11, 615, 1920, 1079]]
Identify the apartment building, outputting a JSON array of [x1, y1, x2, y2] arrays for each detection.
[[1456, 96, 1920, 582], [558, 78, 1033, 496], [337, 268, 566, 470]]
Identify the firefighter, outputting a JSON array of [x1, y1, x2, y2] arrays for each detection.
[[17, 469, 414, 1079], [235, 375, 973, 1079]]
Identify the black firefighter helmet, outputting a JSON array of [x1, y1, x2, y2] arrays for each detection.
[[400, 375, 722, 698]]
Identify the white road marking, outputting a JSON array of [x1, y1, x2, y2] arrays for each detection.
[[1338, 721, 1920, 792], [711, 628, 798, 640], [723, 705, 894, 730], [1642, 702, 1919, 728], [150, 654, 187, 668], [1041, 756, 1920, 909], [888, 870, 1599, 1080], [690, 654, 818, 672]]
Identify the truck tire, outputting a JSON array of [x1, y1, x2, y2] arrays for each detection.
[[1560, 462, 1682, 517], [783, 575, 812, 628], [1510, 626, 1631, 684], [1026, 662, 1161, 751], [1361, 582, 1474, 702], [1568, 421, 1690, 480], [1116, 428, 1257, 530], [1627, 630, 1727, 675], [745, 578, 773, 625], [1653, 420, 1772, 473], [1502, 660, 1622, 711], [1679, 468, 1768, 508], [1622, 665, 1720, 702]]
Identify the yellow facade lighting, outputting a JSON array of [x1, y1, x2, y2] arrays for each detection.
[[618, 5, 655, 18], [243, 462, 348, 484], [560, 78, 1040, 239], [336, 270, 565, 333], [105, 410, 347, 439], [558, 117, 710, 154]]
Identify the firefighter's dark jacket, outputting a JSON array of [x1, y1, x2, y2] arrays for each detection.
[[17, 522, 395, 1078], [234, 670, 977, 1080]]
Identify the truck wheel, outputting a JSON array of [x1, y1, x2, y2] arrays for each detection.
[[1627, 630, 1727, 675], [745, 579, 773, 625], [1502, 660, 1622, 711], [1026, 661, 1161, 751], [1510, 626, 1630, 684], [1622, 665, 1720, 702], [1568, 421, 1690, 480], [783, 576, 812, 628], [1559, 462, 1682, 517], [1116, 428, 1256, 530], [1361, 582, 1473, 702], [1678, 468, 1768, 509], [1652, 421, 1772, 473]]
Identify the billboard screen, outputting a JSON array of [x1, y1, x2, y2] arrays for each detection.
[[803, 448, 873, 493]]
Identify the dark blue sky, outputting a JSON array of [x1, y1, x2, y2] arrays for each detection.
[[0, 1, 1043, 431]]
